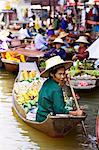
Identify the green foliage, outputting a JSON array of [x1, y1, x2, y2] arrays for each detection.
[[84, 70, 99, 77]]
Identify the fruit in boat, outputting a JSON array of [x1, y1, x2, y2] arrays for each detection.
[[20, 54, 26, 62], [29, 71, 36, 79]]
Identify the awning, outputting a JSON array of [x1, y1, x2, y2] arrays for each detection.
[[87, 38, 99, 59]]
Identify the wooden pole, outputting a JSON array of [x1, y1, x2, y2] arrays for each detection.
[[67, 76, 88, 137]]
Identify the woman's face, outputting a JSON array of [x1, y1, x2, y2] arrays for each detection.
[[80, 43, 85, 47], [55, 43, 62, 49], [52, 67, 66, 85]]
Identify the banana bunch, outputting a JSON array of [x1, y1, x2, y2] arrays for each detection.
[[20, 54, 26, 62], [5, 52, 20, 62], [19, 70, 36, 81], [29, 71, 36, 79], [16, 94, 26, 105]]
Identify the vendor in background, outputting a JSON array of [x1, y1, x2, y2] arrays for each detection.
[[84, 33, 92, 44], [47, 34, 58, 50], [36, 56, 83, 122], [44, 38, 67, 60], [34, 28, 48, 51], [58, 32, 76, 60], [46, 24, 55, 37], [58, 31, 70, 48], [65, 33, 77, 47], [72, 36, 89, 61], [0, 29, 11, 50], [18, 23, 33, 40], [59, 15, 68, 31]]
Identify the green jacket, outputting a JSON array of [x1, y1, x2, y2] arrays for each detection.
[[36, 78, 69, 122]]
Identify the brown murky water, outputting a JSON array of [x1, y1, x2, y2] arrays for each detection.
[[0, 70, 99, 150]]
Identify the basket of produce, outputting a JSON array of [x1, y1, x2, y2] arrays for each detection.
[[66, 60, 98, 89]]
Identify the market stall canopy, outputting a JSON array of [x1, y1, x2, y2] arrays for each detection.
[[31, 0, 58, 6], [87, 38, 99, 59]]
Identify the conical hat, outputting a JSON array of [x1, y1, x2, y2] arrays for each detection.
[[40, 56, 72, 78], [75, 36, 89, 44], [58, 31, 68, 39], [53, 38, 64, 45]]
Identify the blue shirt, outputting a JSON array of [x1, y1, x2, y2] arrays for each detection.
[[44, 48, 67, 60]]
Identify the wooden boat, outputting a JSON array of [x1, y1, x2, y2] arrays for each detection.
[[66, 78, 96, 90], [1, 58, 19, 73], [12, 62, 86, 137], [1, 49, 45, 73], [96, 111, 99, 147]]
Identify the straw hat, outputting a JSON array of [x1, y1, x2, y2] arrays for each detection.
[[85, 33, 90, 37], [53, 38, 64, 45], [40, 56, 72, 78], [58, 31, 68, 39], [75, 36, 89, 44]]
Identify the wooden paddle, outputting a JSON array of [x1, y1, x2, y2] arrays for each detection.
[[67, 75, 88, 137]]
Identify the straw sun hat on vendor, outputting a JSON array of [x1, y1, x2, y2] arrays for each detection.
[[58, 31, 68, 39], [40, 56, 72, 78], [75, 36, 89, 44], [53, 38, 65, 45]]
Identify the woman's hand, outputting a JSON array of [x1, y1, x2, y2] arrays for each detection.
[[72, 54, 77, 60], [69, 109, 83, 116], [76, 109, 83, 116]]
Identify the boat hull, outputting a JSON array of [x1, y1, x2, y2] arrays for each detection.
[[1, 58, 19, 73], [12, 62, 86, 137]]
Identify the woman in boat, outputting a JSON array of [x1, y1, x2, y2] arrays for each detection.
[[44, 38, 67, 60], [58, 31, 70, 48], [36, 56, 83, 122], [72, 36, 89, 61], [18, 23, 33, 40]]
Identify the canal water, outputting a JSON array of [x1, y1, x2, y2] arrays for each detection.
[[0, 69, 99, 150]]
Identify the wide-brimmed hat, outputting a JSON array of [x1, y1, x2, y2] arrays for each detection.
[[85, 33, 90, 37], [75, 36, 89, 44], [40, 56, 72, 78], [53, 38, 64, 45], [58, 31, 68, 39]]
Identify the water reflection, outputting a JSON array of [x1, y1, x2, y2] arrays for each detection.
[[0, 70, 98, 150], [13, 108, 83, 150]]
